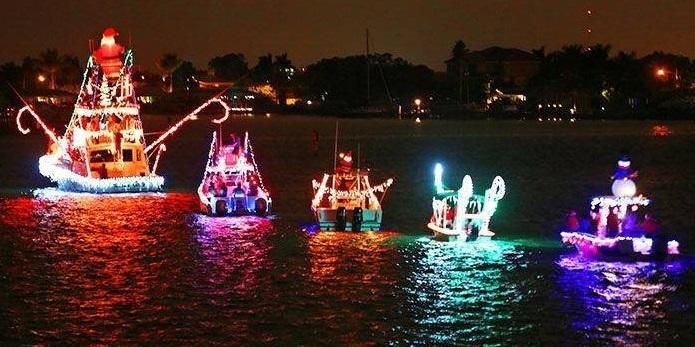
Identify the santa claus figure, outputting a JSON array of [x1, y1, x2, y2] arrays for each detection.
[[337, 151, 353, 173], [93, 28, 125, 79]]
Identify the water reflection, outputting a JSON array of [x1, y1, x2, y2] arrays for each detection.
[[305, 231, 403, 344], [399, 238, 528, 344], [190, 215, 274, 294], [556, 255, 691, 345], [0, 192, 201, 343]]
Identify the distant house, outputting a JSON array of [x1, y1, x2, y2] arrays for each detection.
[[446, 46, 540, 88], [197, 76, 234, 90], [22, 88, 76, 106], [131, 81, 169, 104]]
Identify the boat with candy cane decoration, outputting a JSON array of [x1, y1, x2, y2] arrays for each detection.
[[311, 150, 394, 231], [560, 155, 680, 260], [427, 163, 506, 241], [15, 28, 233, 193], [198, 129, 271, 217]]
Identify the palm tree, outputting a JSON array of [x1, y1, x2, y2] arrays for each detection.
[[59, 55, 81, 92], [38, 49, 61, 89], [450, 40, 469, 105], [157, 53, 182, 93], [21, 56, 38, 89]]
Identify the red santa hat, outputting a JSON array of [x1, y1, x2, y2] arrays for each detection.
[[103, 27, 118, 38]]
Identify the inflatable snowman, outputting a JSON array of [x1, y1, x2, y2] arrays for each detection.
[[611, 155, 638, 197]]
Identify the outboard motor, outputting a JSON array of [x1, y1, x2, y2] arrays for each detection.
[[651, 232, 668, 260], [352, 207, 363, 232], [215, 199, 227, 217], [468, 221, 480, 241], [232, 185, 246, 215], [336, 207, 347, 231], [255, 198, 267, 217]]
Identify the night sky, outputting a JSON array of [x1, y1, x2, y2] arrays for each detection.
[[2, 1, 694, 71]]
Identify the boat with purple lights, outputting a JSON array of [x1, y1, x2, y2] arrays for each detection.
[[560, 155, 680, 259], [198, 131, 271, 217]]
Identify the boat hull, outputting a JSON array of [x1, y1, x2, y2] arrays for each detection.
[[39, 155, 164, 193], [427, 222, 495, 241], [314, 207, 382, 231], [560, 231, 680, 261]]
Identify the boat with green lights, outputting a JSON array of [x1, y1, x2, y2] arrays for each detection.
[[427, 163, 506, 241]]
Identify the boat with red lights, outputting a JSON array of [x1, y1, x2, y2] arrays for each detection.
[[15, 28, 163, 193], [427, 163, 506, 241], [198, 131, 271, 217], [310, 150, 393, 231], [16, 28, 234, 194], [560, 155, 680, 259]]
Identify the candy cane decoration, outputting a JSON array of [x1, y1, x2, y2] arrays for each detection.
[[16, 106, 61, 147], [151, 144, 167, 175], [145, 96, 232, 154]]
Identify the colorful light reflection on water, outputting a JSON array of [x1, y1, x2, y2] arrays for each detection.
[[396, 238, 533, 345], [555, 254, 693, 345], [1, 191, 695, 344]]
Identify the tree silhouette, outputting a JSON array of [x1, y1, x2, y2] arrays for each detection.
[[157, 53, 182, 93], [208, 53, 248, 82], [448, 40, 470, 105], [38, 49, 61, 89]]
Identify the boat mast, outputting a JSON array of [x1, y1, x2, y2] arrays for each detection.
[[218, 122, 223, 156], [332, 121, 338, 195], [366, 28, 370, 109], [357, 142, 361, 206], [333, 121, 339, 171]]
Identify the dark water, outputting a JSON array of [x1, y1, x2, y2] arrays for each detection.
[[1, 117, 695, 345]]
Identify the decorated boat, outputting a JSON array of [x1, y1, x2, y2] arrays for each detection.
[[311, 151, 393, 231], [198, 130, 271, 217], [16, 27, 232, 193], [14, 28, 164, 193], [560, 155, 680, 259], [427, 163, 506, 241]]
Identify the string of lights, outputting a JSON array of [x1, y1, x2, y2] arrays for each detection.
[[560, 231, 680, 255], [590, 195, 650, 209], [145, 97, 230, 154], [245, 134, 269, 194], [315, 177, 393, 201], [197, 131, 218, 203], [151, 144, 167, 175]]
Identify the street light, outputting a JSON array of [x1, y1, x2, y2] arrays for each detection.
[[654, 66, 681, 89], [37, 74, 47, 83], [414, 98, 422, 113]]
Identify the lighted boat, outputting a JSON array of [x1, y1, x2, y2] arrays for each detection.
[[16, 27, 234, 193], [560, 155, 680, 259], [311, 151, 393, 231], [198, 131, 271, 217], [14, 28, 167, 193], [427, 163, 506, 241]]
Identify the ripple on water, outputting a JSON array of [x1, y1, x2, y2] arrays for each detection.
[[1, 192, 695, 344]]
